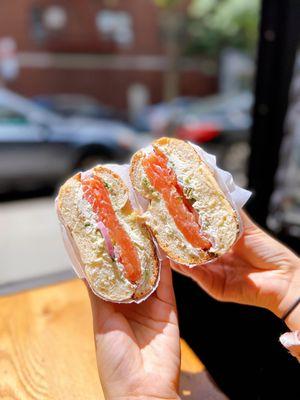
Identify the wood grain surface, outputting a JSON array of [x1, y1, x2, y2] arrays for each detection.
[[0, 279, 205, 400]]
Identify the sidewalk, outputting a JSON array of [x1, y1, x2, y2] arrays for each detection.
[[0, 197, 72, 294]]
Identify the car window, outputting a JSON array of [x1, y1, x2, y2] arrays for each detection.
[[0, 107, 28, 124]]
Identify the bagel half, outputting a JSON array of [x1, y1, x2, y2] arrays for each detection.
[[130, 137, 239, 265], [57, 166, 159, 302]]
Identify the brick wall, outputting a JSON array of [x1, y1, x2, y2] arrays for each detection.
[[8, 67, 217, 109], [0, 0, 217, 110], [0, 0, 163, 54]]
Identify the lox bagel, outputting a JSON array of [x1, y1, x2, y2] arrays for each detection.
[[57, 166, 159, 302], [130, 137, 239, 265]]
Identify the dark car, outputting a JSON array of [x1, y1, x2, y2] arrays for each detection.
[[0, 89, 142, 192]]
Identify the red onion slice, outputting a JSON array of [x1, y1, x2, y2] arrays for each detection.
[[81, 170, 94, 179], [97, 220, 115, 259]]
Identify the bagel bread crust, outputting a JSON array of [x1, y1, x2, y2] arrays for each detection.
[[130, 137, 239, 265], [57, 166, 159, 302]]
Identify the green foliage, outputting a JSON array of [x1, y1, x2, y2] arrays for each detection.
[[187, 0, 260, 56], [154, 0, 260, 56], [154, 0, 181, 8]]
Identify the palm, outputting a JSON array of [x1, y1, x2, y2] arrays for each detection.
[[172, 213, 297, 315], [187, 251, 292, 313], [89, 261, 180, 400]]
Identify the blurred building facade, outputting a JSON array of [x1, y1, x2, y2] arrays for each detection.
[[0, 0, 217, 110]]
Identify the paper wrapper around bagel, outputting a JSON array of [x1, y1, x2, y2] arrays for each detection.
[[56, 164, 162, 304], [56, 144, 251, 303]]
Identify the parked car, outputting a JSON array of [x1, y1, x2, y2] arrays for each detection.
[[132, 92, 252, 186], [0, 89, 141, 193], [33, 93, 125, 121], [133, 91, 253, 145], [133, 97, 195, 133]]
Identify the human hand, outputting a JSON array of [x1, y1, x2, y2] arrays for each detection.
[[171, 212, 300, 330], [88, 260, 180, 400]]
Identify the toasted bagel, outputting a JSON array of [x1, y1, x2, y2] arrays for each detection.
[[130, 137, 239, 265], [57, 166, 159, 302]]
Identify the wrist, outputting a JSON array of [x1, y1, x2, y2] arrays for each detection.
[[283, 299, 300, 331], [104, 385, 180, 400], [108, 395, 180, 400], [276, 262, 300, 330]]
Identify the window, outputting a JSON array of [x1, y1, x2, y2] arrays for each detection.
[[0, 107, 27, 124], [95, 10, 134, 47]]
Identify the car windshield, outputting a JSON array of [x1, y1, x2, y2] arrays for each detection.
[[0, 107, 27, 124]]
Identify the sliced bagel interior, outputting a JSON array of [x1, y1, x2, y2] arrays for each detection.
[[130, 137, 239, 265], [57, 166, 159, 302]]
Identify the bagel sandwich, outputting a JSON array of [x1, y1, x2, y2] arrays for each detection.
[[57, 166, 159, 302], [130, 137, 239, 265]]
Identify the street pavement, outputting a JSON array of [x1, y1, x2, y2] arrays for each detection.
[[0, 197, 72, 293]]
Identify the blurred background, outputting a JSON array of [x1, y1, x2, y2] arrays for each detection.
[[1, 0, 300, 398], [0, 0, 259, 289]]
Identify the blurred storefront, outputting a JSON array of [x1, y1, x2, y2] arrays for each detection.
[[0, 0, 217, 110]]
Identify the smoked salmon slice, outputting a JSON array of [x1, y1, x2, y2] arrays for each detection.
[[81, 175, 141, 283], [142, 146, 211, 250]]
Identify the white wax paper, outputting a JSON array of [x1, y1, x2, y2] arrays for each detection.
[[190, 143, 251, 210]]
